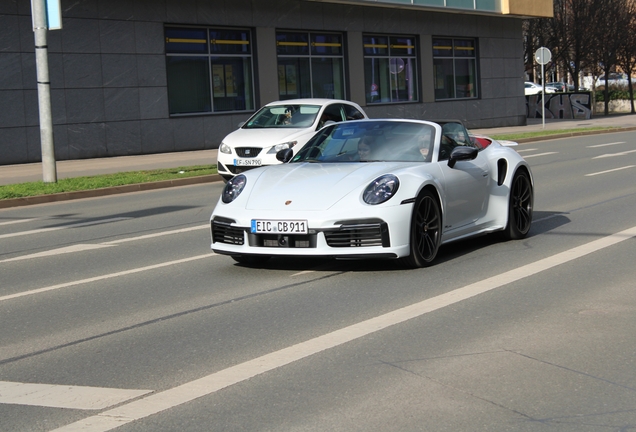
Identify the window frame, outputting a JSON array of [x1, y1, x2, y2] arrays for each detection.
[[363, 33, 420, 105], [432, 37, 479, 101], [276, 30, 347, 100], [165, 25, 255, 116]]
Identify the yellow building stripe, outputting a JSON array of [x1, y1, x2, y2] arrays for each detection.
[[211, 39, 249, 45], [166, 38, 206, 44]]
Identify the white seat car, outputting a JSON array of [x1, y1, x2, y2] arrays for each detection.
[[524, 81, 557, 96], [217, 99, 368, 181]]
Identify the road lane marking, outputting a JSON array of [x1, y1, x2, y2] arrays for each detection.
[[0, 381, 151, 410], [522, 152, 558, 158], [291, 270, 316, 277], [0, 244, 115, 263], [0, 217, 42, 226], [0, 253, 217, 303], [0, 224, 208, 263], [101, 224, 208, 245], [52, 225, 636, 432], [514, 148, 538, 153], [587, 141, 625, 148], [0, 218, 132, 240], [593, 149, 636, 159], [586, 165, 635, 177]]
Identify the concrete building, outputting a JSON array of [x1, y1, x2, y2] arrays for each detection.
[[0, 0, 552, 165]]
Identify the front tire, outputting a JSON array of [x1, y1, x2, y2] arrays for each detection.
[[503, 170, 533, 240], [399, 190, 442, 269]]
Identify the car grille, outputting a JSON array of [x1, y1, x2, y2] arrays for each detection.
[[324, 222, 390, 248], [211, 219, 244, 245], [235, 147, 262, 158], [248, 233, 317, 248]]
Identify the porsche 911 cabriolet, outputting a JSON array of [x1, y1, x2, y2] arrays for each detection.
[[210, 119, 533, 268]]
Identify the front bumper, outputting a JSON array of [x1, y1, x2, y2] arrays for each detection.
[[210, 205, 413, 259]]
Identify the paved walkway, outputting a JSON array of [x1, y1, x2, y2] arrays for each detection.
[[2, 114, 636, 208]]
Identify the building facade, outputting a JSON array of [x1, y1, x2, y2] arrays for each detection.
[[0, 0, 552, 165]]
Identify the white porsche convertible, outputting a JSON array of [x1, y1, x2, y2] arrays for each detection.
[[210, 119, 533, 268]]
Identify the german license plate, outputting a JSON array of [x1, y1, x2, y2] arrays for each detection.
[[251, 219, 308, 234], [235, 159, 262, 166]]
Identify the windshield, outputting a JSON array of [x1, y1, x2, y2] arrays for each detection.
[[291, 120, 436, 163], [243, 104, 321, 129]]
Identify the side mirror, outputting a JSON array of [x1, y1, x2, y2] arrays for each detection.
[[277, 148, 294, 163], [448, 146, 478, 168]]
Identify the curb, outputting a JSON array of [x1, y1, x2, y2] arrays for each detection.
[[499, 126, 636, 143], [0, 174, 223, 210]]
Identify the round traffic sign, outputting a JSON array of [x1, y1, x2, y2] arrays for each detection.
[[535, 47, 552, 65]]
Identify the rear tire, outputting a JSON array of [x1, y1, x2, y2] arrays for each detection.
[[399, 190, 442, 269], [503, 170, 533, 240], [231, 255, 271, 266]]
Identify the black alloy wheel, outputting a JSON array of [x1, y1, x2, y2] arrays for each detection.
[[504, 170, 533, 239], [400, 190, 442, 268]]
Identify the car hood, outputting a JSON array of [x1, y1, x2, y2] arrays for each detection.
[[242, 162, 415, 211], [223, 127, 315, 148]]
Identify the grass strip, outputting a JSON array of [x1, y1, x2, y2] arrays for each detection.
[[0, 165, 217, 200]]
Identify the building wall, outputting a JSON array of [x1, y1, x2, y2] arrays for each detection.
[[0, 0, 526, 165]]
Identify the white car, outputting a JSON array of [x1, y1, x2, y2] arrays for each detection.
[[210, 119, 534, 268], [217, 98, 367, 181], [595, 73, 636, 88], [525, 81, 557, 95]]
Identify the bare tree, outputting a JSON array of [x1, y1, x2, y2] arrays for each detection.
[[523, 18, 553, 82], [617, 0, 636, 113], [591, 0, 624, 115], [558, 0, 600, 89]]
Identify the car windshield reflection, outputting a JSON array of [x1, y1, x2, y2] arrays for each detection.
[[243, 104, 321, 129], [291, 120, 436, 163]]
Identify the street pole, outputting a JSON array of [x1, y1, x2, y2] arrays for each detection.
[[535, 47, 552, 130], [31, 0, 57, 183], [541, 61, 546, 129]]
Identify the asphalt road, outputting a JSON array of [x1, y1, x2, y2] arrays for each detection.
[[1, 131, 636, 431]]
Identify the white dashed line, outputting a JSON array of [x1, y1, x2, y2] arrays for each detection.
[[522, 152, 558, 158], [0, 381, 151, 410], [587, 141, 626, 148], [593, 149, 636, 159], [0, 218, 132, 240], [0, 253, 217, 303], [585, 165, 635, 177]]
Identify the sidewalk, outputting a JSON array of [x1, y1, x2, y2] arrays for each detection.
[[2, 114, 636, 208], [0, 149, 219, 186]]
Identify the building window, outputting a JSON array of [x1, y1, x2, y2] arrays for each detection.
[[432, 38, 478, 100], [363, 34, 418, 104], [276, 31, 345, 100], [165, 26, 254, 115]]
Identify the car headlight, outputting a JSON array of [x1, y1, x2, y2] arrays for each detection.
[[363, 174, 399, 205], [219, 142, 232, 154], [267, 141, 297, 154], [222, 174, 247, 203]]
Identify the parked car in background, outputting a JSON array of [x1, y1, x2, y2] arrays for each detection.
[[547, 82, 567, 92], [595, 73, 636, 89], [524, 81, 557, 95], [217, 99, 368, 181], [567, 84, 588, 91]]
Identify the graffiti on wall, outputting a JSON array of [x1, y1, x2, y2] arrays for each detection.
[[526, 92, 592, 119]]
